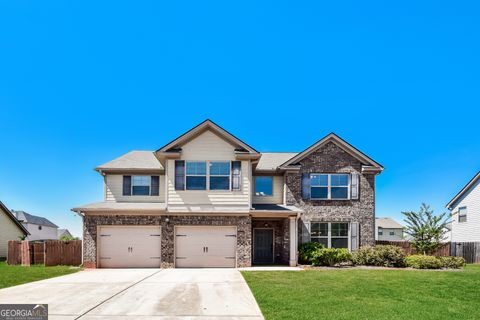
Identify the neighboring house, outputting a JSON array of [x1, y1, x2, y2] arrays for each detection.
[[72, 119, 383, 268], [12, 210, 59, 241], [446, 171, 480, 242], [58, 229, 73, 239], [375, 217, 404, 241], [0, 201, 29, 258]]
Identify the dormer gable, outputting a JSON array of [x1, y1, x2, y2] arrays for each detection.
[[155, 119, 261, 162]]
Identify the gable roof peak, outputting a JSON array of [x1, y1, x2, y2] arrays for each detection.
[[156, 119, 259, 154], [280, 132, 383, 172], [446, 171, 480, 209]]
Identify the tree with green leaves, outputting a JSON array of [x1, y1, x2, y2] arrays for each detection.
[[402, 203, 450, 255], [59, 235, 80, 241]]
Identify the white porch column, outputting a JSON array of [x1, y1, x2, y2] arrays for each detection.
[[289, 216, 298, 266]]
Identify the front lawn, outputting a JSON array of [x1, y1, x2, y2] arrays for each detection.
[[242, 265, 480, 320], [0, 262, 80, 289]]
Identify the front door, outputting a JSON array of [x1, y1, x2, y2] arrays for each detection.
[[253, 228, 274, 264]]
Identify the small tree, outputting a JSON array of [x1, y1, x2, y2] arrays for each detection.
[[59, 235, 79, 241], [402, 203, 449, 255]]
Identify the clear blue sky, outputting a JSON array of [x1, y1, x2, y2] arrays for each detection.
[[1, 1, 479, 237]]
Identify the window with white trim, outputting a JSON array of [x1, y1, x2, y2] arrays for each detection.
[[186, 161, 207, 190], [132, 176, 151, 195], [310, 222, 349, 249], [311, 174, 349, 200], [378, 228, 383, 236], [389, 231, 395, 236], [209, 162, 230, 190], [458, 206, 467, 223]]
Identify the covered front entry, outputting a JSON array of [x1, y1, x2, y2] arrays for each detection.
[[253, 228, 274, 264], [175, 226, 237, 268], [98, 226, 161, 268], [251, 217, 297, 266]]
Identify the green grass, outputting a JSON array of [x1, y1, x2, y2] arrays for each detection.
[[0, 262, 80, 289], [242, 265, 480, 320]]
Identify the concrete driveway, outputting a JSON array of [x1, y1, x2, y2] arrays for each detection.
[[0, 268, 263, 320]]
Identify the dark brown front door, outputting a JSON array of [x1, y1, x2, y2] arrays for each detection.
[[253, 229, 274, 264]]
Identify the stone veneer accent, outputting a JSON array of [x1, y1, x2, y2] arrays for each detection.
[[285, 141, 376, 247], [252, 219, 290, 264], [83, 214, 251, 268]]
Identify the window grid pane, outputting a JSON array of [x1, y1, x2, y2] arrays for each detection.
[[186, 162, 207, 175], [132, 176, 150, 186], [209, 162, 230, 176]]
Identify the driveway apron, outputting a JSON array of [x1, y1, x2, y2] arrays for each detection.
[[0, 268, 263, 320]]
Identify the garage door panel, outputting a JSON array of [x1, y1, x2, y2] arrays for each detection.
[[175, 226, 236, 268], [98, 226, 161, 268]]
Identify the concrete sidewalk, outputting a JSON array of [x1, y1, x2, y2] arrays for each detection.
[[0, 268, 263, 320]]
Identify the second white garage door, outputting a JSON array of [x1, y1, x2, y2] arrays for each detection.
[[175, 226, 237, 268], [98, 226, 161, 268]]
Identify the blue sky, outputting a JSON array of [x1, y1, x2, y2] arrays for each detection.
[[0, 1, 479, 237]]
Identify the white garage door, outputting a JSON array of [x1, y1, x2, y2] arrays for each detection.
[[98, 226, 161, 268], [175, 226, 237, 268]]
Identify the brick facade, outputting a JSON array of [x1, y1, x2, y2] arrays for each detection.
[[83, 214, 252, 268], [285, 141, 376, 247]]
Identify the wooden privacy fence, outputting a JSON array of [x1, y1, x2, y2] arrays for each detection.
[[376, 241, 451, 256], [7, 240, 82, 266], [451, 242, 480, 264]]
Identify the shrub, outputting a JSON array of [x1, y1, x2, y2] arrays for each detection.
[[298, 242, 325, 264], [312, 248, 352, 267], [437, 256, 466, 269], [352, 245, 405, 267], [405, 255, 442, 269]]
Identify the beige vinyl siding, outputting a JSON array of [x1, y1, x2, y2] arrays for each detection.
[[105, 174, 165, 202], [166, 130, 251, 208], [181, 130, 236, 160], [0, 208, 25, 257], [252, 175, 284, 204]]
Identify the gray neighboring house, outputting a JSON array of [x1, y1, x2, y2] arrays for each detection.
[[72, 119, 383, 269], [12, 210, 59, 241], [375, 217, 404, 241], [57, 229, 73, 239]]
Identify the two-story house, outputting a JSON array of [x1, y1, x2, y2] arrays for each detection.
[[72, 120, 383, 268], [12, 210, 59, 241], [446, 171, 480, 242]]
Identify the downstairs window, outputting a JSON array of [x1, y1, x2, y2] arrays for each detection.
[[310, 222, 349, 249]]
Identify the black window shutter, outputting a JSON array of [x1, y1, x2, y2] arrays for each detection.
[[231, 161, 241, 190], [123, 176, 132, 196], [175, 160, 185, 190], [151, 176, 160, 196], [301, 173, 311, 199]]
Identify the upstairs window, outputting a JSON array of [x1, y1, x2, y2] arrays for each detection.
[[209, 162, 230, 190], [458, 207, 467, 223], [132, 176, 151, 195], [255, 176, 273, 196], [186, 161, 207, 190], [311, 174, 349, 200]]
